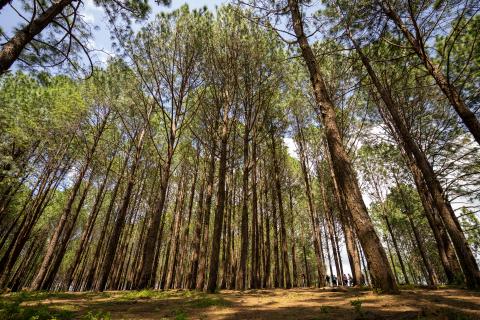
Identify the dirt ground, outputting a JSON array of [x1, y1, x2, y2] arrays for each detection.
[[3, 287, 480, 319]]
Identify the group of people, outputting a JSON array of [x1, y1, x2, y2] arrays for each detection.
[[298, 273, 367, 287], [326, 274, 357, 287]]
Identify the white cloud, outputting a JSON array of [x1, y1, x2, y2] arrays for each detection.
[[84, 0, 102, 13], [283, 137, 298, 159], [84, 13, 95, 23]]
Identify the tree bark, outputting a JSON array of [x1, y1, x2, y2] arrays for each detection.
[[206, 117, 229, 293], [406, 154, 462, 283], [270, 132, 291, 289], [196, 145, 217, 290], [384, 215, 410, 284], [238, 125, 250, 290]]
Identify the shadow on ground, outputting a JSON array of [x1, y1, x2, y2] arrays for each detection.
[[1, 287, 479, 319]]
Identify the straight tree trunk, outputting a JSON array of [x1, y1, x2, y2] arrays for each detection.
[[188, 172, 206, 289], [250, 142, 260, 288], [386, 239, 400, 284], [322, 160, 362, 286], [394, 174, 438, 287], [294, 120, 326, 287], [271, 186, 280, 288], [166, 174, 188, 289], [136, 157, 172, 289], [97, 125, 145, 291], [406, 155, 462, 283], [270, 132, 291, 289], [263, 185, 271, 288], [64, 154, 115, 290], [206, 117, 229, 293], [238, 127, 250, 290], [288, 188, 298, 287], [83, 149, 129, 290], [42, 169, 95, 290], [384, 215, 410, 284], [196, 145, 217, 290]]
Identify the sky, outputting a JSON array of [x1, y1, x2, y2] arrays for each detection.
[[0, 0, 227, 68]]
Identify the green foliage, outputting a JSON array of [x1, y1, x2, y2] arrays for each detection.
[[81, 310, 111, 320], [174, 309, 188, 320], [350, 298, 363, 314], [320, 305, 331, 313]]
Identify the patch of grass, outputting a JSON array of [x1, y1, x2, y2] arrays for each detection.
[[174, 309, 188, 320], [5, 291, 80, 302], [0, 300, 74, 320], [119, 289, 159, 300], [115, 289, 198, 301], [350, 298, 363, 314], [399, 284, 418, 290], [188, 296, 231, 308], [81, 310, 111, 320], [320, 305, 331, 313]]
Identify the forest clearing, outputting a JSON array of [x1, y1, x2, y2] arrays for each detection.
[[1, 0, 480, 319], [1, 287, 480, 319]]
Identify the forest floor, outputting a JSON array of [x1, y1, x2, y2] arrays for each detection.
[[1, 286, 480, 320]]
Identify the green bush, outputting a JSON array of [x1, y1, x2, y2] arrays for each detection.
[[81, 310, 111, 320]]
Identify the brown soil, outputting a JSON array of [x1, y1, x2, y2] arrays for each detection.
[[7, 287, 480, 319]]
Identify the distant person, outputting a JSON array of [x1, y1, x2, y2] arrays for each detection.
[[348, 274, 353, 286], [326, 274, 330, 286], [343, 274, 348, 286], [332, 275, 337, 286]]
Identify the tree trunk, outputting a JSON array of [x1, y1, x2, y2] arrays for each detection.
[[250, 141, 260, 288], [405, 150, 462, 284], [64, 154, 115, 290], [288, 188, 298, 287], [97, 126, 145, 291], [239, 127, 250, 290], [322, 160, 362, 286], [384, 215, 409, 284], [83, 150, 129, 290], [263, 185, 271, 288], [196, 145, 216, 290], [394, 175, 438, 287], [136, 148, 173, 289], [188, 172, 206, 289], [270, 132, 291, 289], [294, 119, 326, 287], [206, 119, 229, 293]]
